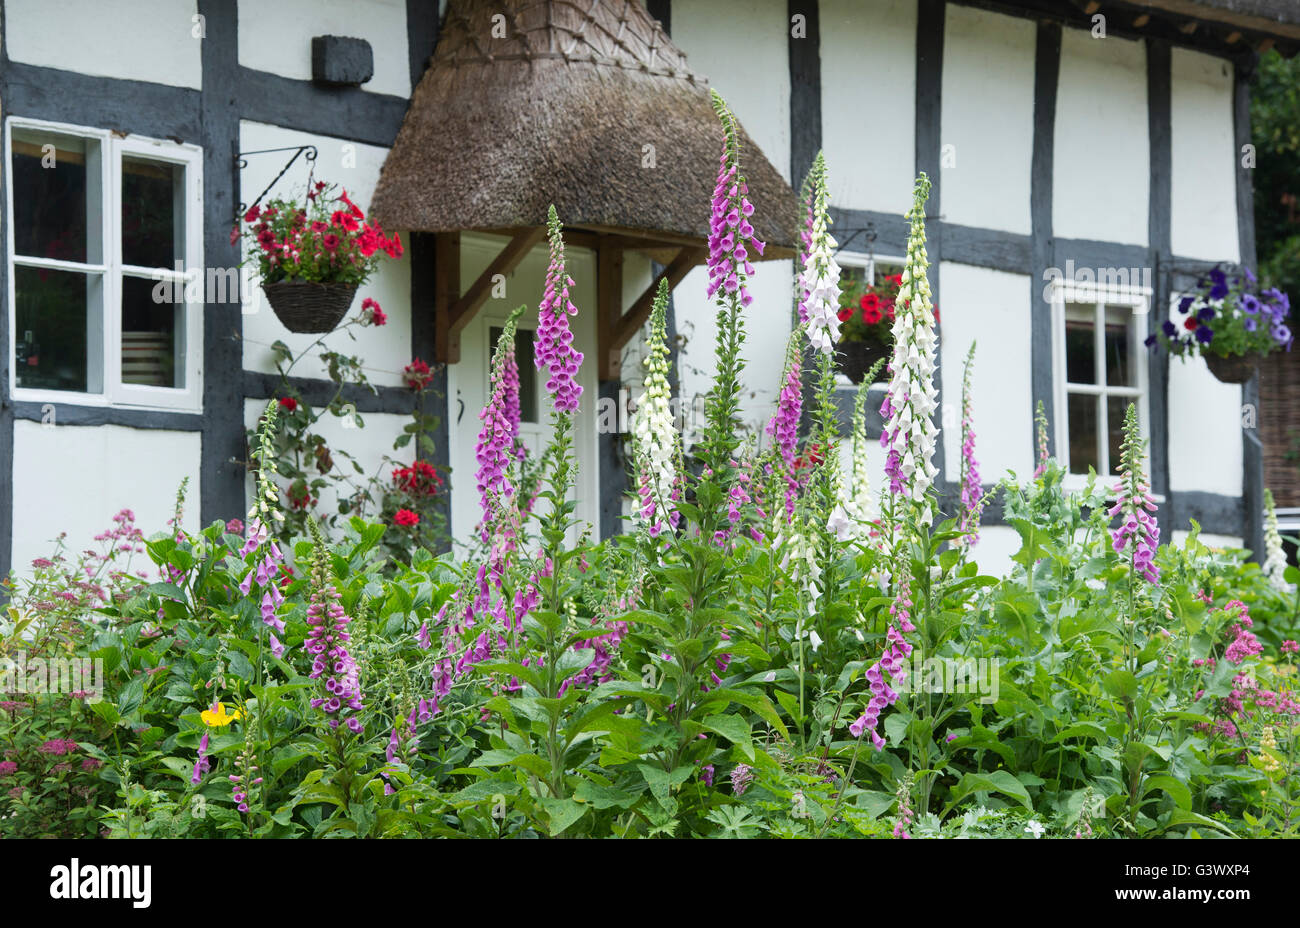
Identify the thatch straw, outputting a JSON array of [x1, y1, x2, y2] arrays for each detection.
[[370, 0, 800, 253]]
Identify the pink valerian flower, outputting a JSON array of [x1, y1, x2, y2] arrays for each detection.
[[37, 738, 80, 756], [305, 544, 364, 734], [706, 91, 764, 309], [1282, 640, 1299, 655], [848, 564, 916, 749], [766, 346, 803, 518], [535, 206, 584, 414], [1107, 404, 1159, 585], [958, 343, 983, 545], [1223, 601, 1263, 664], [0, 761, 17, 776]]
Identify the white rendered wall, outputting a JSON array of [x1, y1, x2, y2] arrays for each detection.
[[4, 0, 202, 89], [940, 5, 1035, 235], [1053, 30, 1149, 246], [966, 524, 1022, 578], [938, 264, 1035, 485], [238, 0, 411, 98], [239, 122, 411, 390], [1166, 357, 1243, 497], [671, 0, 791, 181], [242, 400, 413, 530], [1170, 49, 1240, 263], [820, 0, 917, 215], [1172, 530, 1244, 550], [11, 422, 200, 573]]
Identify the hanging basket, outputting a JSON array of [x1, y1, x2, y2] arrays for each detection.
[[262, 280, 358, 334], [1204, 351, 1260, 385], [838, 339, 891, 385]]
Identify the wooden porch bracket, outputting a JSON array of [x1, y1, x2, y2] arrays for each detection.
[[597, 244, 707, 381], [434, 226, 545, 363]]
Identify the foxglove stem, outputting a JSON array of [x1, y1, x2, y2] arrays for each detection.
[[700, 91, 761, 523], [766, 342, 803, 520], [536, 206, 584, 414], [1264, 489, 1293, 593], [475, 310, 523, 542], [958, 342, 984, 546], [1033, 400, 1050, 479], [1107, 403, 1160, 586], [632, 280, 682, 538], [880, 175, 939, 504], [797, 152, 843, 355]]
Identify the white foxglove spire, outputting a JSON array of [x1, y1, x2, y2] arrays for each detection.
[[797, 153, 843, 355], [880, 174, 939, 502]]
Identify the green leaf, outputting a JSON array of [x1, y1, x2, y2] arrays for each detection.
[[944, 770, 1033, 815], [117, 677, 145, 718], [573, 779, 641, 810], [1141, 774, 1192, 810], [1103, 668, 1138, 700], [701, 713, 754, 761], [538, 797, 588, 836]]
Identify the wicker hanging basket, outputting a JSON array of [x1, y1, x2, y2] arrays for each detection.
[[838, 339, 891, 385], [1204, 352, 1260, 385], [262, 280, 359, 334]]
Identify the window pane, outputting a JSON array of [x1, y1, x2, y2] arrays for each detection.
[[1105, 306, 1133, 386], [489, 325, 538, 424], [1064, 306, 1095, 384], [1107, 397, 1131, 476], [121, 275, 181, 388], [11, 128, 101, 264], [122, 156, 184, 268], [14, 265, 103, 393], [1067, 392, 1099, 475]]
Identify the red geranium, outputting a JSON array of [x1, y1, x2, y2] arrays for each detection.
[[393, 508, 420, 527], [403, 358, 434, 391], [392, 459, 443, 497], [361, 297, 387, 326]]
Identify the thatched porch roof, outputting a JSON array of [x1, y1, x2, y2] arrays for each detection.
[[370, 0, 801, 254]]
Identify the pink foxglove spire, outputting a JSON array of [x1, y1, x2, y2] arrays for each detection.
[[706, 91, 764, 308], [536, 206, 584, 414], [1108, 403, 1160, 584]]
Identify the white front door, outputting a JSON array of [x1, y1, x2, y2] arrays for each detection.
[[447, 234, 600, 551]]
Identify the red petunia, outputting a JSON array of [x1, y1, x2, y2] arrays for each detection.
[[860, 292, 880, 312], [321, 233, 340, 252], [244, 205, 261, 223], [330, 210, 360, 233], [393, 508, 420, 527], [861, 304, 883, 325], [837, 307, 853, 322], [1184, 316, 1199, 331], [338, 189, 365, 220]]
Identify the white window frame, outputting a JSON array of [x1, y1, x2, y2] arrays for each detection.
[[5, 116, 204, 412], [1049, 277, 1152, 489], [834, 250, 906, 388]]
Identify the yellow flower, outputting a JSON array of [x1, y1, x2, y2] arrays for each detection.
[[201, 702, 242, 727]]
